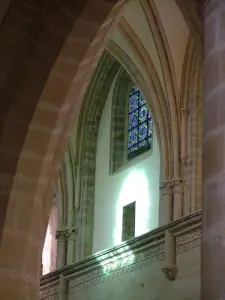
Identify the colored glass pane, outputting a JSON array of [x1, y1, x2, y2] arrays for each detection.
[[139, 123, 148, 141], [129, 110, 138, 130], [139, 105, 148, 123], [128, 84, 152, 159], [139, 94, 145, 106], [129, 93, 139, 113], [148, 118, 153, 137], [128, 128, 138, 146], [139, 140, 148, 148]]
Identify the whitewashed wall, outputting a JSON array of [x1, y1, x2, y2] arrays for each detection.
[[92, 79, 160, 254]]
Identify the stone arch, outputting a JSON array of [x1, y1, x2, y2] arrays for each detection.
[[107, 41, 171, 184], [174, 0, 204, 53], [53, 142, 77, 269], [180, 36, 203, 215], [74, 42, 175, 256], [0, 1, 126, 298], [119, 1, 180, 181], [74, 50, 120, 259], [74, 32, 180, 253], [110, 68, 132, 173], [66, 37, 174, 258], [0, 0, 204, 298]]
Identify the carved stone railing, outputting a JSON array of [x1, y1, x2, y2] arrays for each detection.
[[39, 211, 201, 300]]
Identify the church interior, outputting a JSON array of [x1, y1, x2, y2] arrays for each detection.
[[0, 0, 223, 299]]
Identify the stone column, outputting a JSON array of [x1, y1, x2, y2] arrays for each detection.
[[56, 230, 67, 270], [65, 151, 76, 266], [160, 182, 173, 225], [180, 108, 188, 165], [162, 230, 177, 281], [65, 151, 75, 230], [57, 175, 65, 233], [59, 274, 68, 300], [196, 99, 203, 212], [190, 97, 198, 214], [173, 179, 183, 220], [202, 1, 225, 299], [75, 166, 82, 211], [180, 108, 189, 217], [66, 227, 77, 265]]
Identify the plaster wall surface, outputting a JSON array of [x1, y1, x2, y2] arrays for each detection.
[[93, 79, 160, 254]]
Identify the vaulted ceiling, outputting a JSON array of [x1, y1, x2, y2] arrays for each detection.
[[108, 0, 191, 99]]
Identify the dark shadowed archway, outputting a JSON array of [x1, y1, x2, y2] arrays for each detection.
[[0, 1, 126, 299]]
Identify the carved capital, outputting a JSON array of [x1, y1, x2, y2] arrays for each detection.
[[160, 179, 183, 195], [55, 231, 60, 239], [65, 227, 78, 240], [160, 181, 173, 196], [173, 178, 183, 185], [56, 230, 67, 241], [162, 265, 177, 281], [173, 178, 183, 194]]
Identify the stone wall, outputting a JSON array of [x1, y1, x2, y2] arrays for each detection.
[[40, 212, 201, 300]]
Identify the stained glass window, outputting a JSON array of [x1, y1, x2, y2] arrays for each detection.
[[128, 84, 152, 160]]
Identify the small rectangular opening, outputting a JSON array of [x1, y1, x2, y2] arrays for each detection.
[[122, 201, 136, 242]]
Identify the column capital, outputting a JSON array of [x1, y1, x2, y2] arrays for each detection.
[[160, 181, 174, 195], [65, 227, 78, 241], [173, 178, 183, 184], [56, 230, 67, 241], [173, 178, 183, 194], [160, 178, 183, 193]]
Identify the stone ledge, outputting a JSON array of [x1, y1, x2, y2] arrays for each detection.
[[40, 211, 201, 289]]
